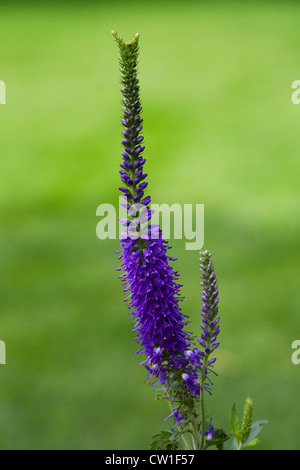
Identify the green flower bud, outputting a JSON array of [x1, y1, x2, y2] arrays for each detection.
[[241, 397, 253, 442]]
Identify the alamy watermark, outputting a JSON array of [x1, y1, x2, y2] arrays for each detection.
[[291, 340, 300, 365], [96, 197, 204, 250], [0, 341, 6, 365], [291, 80, 300, 105], [0, 80, 6, 104]]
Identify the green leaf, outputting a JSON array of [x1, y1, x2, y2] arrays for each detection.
[[229, 403, 240, 435], [245, 438, 259, 447], [227, 437, 239, 450], [243, 420, 268, 447], [150, 430, 179, 450]]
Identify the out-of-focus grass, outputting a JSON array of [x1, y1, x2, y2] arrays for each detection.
[[0, 1, 300, 449]]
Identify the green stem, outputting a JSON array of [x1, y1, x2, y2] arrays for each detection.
[[189, 417, 200, 450], [199, 356, 208, 450]]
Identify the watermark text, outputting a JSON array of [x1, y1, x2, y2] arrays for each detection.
[[291, 340, 300, 365], [291, 80, 300, 104], [0, 80, 6, 104], [96, 197, 204, 251], [0, 341, 6, 364]]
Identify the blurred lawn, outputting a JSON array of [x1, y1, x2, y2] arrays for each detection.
[[0, 1, 300, 450]]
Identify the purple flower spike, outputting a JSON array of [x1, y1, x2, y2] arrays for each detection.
[[112, 31, 194, 407], [119, 229, 191, 377], [198, 250, 220, 364]]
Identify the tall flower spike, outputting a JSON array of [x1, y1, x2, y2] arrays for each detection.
[[198, 250, 220, 366], [112, 32, 193, 396], [112, 31, 148, 208], [198, 250, 220, 449]]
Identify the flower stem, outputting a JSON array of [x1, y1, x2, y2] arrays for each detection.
[[199, 356, 208, 450], [189, 417, 200, 450]]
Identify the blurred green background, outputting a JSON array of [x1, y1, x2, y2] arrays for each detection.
[[0, 0, 300, 450]]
